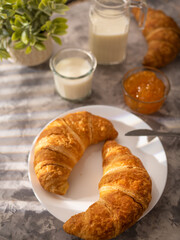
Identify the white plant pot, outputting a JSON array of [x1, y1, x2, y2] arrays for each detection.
[[9, 37, 52, 67]]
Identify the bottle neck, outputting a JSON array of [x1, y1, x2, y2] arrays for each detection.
[[92, 0, 130, 17]]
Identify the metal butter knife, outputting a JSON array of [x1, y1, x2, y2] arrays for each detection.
[[125, 129, 180, 137]]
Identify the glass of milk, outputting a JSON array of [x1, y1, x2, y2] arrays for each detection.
[[50, 48, 97, 101], [89, 0, 147, 65]]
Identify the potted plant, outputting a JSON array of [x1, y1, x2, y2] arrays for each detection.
[[0, 0, 69, 66]]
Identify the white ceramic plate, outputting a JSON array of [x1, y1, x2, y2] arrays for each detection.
[[28, 105, 167, 222]]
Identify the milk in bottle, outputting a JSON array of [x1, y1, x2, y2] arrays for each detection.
[[89, 0, 147, 65]]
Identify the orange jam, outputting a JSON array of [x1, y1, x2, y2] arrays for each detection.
[[123, 71, 166, 114]]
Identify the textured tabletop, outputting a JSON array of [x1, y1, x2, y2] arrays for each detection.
[[0, 0, 180, 240]]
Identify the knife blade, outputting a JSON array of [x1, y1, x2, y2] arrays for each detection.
[[125, 129, 180, 137]]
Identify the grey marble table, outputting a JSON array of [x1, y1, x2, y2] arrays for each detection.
[[0, 0, 179, 239]]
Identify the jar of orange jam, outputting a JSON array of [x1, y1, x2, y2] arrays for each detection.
[[122, 67, 170, 114]]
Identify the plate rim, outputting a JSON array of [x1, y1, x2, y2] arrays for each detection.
[[28, 104, 168, 222]]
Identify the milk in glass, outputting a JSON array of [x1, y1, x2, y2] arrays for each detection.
[[54, 57, 93, 100]]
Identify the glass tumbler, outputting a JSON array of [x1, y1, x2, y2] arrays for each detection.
[[50, 48, 97, 101]]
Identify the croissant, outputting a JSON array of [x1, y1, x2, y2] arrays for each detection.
[[34, 111, 118, 195], [132, 7, 180, 68], [63, 140, 152, 240]]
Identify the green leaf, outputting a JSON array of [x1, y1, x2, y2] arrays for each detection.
[[5, 0, 17, 4], [5, 9, 14, 18], [40, 13, 49, 25], [11, 31, 21, 41], [52, 17, 67, 24], [15, 0, 24, 8], [15, 7, 25, 15], [38, 1, 52, 16], [53, 28, 67, 35], [25, 45, 32, 54], [41, 20, 51, 31], [36, 33, 47, 41], [21, 30, 29, 44], [14, 41, 26, 49], [14, 15, 29, 26], [0, 49, 10, 60], [11, 25, 21, 31], [14, 17, 23, 27], [52, 35, 62, 45], [34, 42, 46, 51], [0, 13, 8, 19], [53, 4, 69, 15], [28, 0, 39, 9], [30, 35, 36, 46]]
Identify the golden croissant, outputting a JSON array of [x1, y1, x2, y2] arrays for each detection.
[[63, 140, 152, 240], [132, 7, 180, 68], [34, 111, 118, 195]]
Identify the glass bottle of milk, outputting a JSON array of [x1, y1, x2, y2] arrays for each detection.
[[89, 0, 147, 65]]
